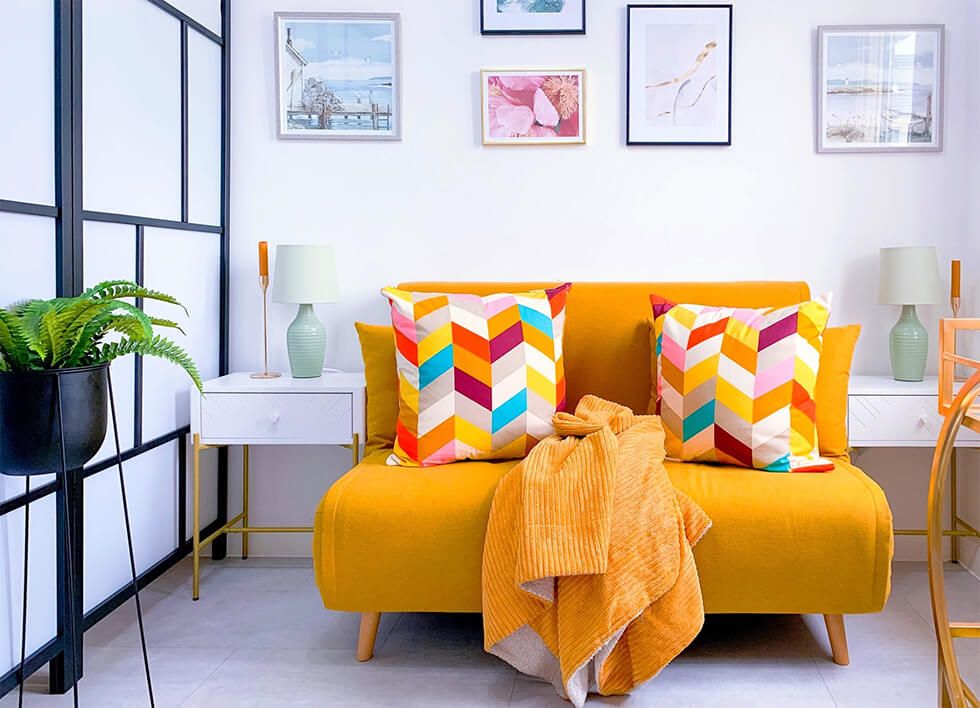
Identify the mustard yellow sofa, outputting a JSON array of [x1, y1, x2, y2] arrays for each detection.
[[313, 282, 893, 665]]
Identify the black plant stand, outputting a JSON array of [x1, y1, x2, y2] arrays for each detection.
[[9, 370, 155, 707]]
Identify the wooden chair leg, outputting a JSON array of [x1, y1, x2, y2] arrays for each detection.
[[357, 612, 382, 662], [824, 614, 850, 666]]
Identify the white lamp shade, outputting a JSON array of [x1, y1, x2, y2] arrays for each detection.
[[271, 245, 340, 304], [877, 246, 944, 305]]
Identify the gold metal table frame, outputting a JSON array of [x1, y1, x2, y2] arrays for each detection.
[[191, 432, 360, 600], [887, 449, 978, 562]]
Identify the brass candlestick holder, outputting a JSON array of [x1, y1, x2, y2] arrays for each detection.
[[951, 295, 964, 381], [251, 275, 281, 379]]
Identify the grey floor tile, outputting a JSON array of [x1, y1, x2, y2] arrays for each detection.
[[5, 558, 978, 707], [2, 647, 232, 708], [152, 558, 312, 596], [510, 659, 835, 708], [801, 593, 938, 660], [180, 648, 516, 708]]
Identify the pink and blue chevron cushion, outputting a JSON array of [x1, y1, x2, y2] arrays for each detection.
[[650, 294, 833, 473], [382, 284, 571, 467]]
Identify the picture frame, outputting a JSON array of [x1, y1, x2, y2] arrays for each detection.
[[481, 69, 587, 146], [481, 0, 586, 36], [274, 12, 402, 141], [626, 4, 733, 146], [816, 25, 944, 153]]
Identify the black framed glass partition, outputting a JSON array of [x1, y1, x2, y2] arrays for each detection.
[[0, 0, 230, 696]]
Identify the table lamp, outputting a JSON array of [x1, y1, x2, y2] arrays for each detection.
[[878, 246, 944, 382], [271, 245, 339, 378]]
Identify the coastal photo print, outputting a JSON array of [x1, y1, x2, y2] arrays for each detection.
[[481, 69, 586, 145], [275, 12, 401, 140], [817, 25, 944, 153], [481, 0, 586, 35], [626, 4, 732, 145]]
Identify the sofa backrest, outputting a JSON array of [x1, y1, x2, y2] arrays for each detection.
[[398, 281, 811, 413]]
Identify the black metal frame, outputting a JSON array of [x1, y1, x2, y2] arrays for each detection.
[[0, 0, 230, 697], [625, 3, 733, 146], [479, 0, 587, 35]]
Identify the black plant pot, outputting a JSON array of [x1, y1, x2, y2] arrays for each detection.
[[0, 363, 109, 477]]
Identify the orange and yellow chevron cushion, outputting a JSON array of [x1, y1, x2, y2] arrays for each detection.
[[651, 294, 832, 472], [382, 284, 571, 467]]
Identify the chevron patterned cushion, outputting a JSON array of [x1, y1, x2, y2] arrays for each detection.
[[382, 284, 571, 466], [651, 294, 832, 472]]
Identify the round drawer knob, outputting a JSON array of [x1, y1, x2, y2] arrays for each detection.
[[269, 412, 281, 423]]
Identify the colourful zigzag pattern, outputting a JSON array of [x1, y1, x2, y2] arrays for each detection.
[[651, 295, 831, 472], [383, 284, 571, 466]]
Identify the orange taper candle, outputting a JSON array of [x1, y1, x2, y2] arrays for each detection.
[[258, 241, 269, 277], [951, 260, 961, 298]]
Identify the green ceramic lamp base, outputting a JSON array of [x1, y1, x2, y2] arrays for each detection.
[[889, 304, 928, 382], [287, 303, 326, 378]]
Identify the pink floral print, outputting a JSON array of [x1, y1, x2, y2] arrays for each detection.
[[486, 74, 581, 139]]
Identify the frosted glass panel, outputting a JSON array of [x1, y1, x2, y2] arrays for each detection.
[[188, 30, 222, 226], [83, 221, 137, 462], [0, 495, 58, 674], [0, 0, 55, 205], [0, 212, 56, 308], [0, 213, 59, 500], [142, 228, 220, 439], [83, 0, 181, 219], [84, 442, 180, 611], [169, 0, 222, 37]]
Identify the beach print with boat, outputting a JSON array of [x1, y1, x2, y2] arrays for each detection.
[[280, 18, 396, 135], [823, 31, 939, 145]]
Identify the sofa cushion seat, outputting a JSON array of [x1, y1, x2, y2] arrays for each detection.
[[313, 450, 892, 615]]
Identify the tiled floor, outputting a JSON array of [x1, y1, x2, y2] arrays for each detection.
[[4, 560, 978, 707]]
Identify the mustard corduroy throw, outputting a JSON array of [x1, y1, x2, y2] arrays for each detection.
[[482, 395, 711, 707]]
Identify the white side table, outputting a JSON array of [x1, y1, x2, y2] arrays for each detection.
[[848, 375, 979, 560], [189, 371, 366, 599]]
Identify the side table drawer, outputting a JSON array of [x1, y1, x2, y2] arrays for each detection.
[[848, 394, 980, 447], [200, 392, 353, 444]]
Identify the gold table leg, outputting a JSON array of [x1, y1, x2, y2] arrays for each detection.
[[190, 434, 363, 599], [192, 433, 201, 601], [242, 445, 250, 561]]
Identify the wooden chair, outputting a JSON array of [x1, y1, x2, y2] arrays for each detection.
[[928, 318, 980, 707]]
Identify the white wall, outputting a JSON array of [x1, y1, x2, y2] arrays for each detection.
[[230, 0, 975, 558], [958, 1, 980, 578]]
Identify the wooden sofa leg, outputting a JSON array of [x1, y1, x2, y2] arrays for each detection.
[[824, 614, 850, 666], [357, 612, 382, 662]]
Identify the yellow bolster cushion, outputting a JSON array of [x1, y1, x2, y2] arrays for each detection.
[[354, 322, 399, 454], [814, 324, 861, 457]]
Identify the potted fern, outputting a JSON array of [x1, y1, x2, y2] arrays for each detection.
[[0, 280, 202, 477]]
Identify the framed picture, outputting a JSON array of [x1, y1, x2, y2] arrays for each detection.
[[274, 12, 401, 140], [481, 69, 586, 146], [481, 0, 586, 35], [817, 25, 944, 153], [626, 4, 733, 146]]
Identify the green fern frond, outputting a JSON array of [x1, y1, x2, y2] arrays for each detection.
[[39, 308, 66, 365], [1, 281, 200, 391], [82, 280, 188, 315], [19, 300, 56, 362], [148, 317, 185, 334], [97, 334, 202, 390], [0, 310, 34, 368]]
